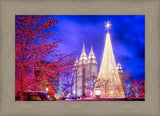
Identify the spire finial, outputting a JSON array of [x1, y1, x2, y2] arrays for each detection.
[[79, 41, 87, 61], [82, 41, 85, 53], [89, 44, 96, 60], [74, 56, 79, 65], [91, 44, 93, 53]]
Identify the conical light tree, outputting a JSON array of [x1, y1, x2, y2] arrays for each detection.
[[94, 22, 125, 98]]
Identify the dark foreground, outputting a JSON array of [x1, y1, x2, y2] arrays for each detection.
[[62, 97, 145, 101], [16, 91, 145, 101]]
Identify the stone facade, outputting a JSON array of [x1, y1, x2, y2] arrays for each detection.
[[72, 42, 98, 97]]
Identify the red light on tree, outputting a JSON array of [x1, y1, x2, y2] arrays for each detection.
[[15, 15, 75, 101]]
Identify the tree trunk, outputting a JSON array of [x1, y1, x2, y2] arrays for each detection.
[[19, 68, 24, 101]]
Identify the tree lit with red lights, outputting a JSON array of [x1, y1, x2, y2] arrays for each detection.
[[15, 15, 75, 101]]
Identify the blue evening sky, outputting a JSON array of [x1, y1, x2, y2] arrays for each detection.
[[51, 15, 145, 80]]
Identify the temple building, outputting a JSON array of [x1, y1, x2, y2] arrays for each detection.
[[72, 42, 98, 97]]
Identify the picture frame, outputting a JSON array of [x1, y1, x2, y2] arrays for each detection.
[[0, 0, 159, 116]]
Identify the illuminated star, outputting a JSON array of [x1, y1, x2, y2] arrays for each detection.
[[104, 21, 111, 30]]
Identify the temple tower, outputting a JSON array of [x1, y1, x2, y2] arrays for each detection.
[[72, 42, 98, 97], [117, 60, 125, 90]]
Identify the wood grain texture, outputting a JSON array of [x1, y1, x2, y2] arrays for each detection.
[[0, 0, 160, 116]]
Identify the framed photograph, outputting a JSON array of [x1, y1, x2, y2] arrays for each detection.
[[0, 0, 160, 116], [15, 15, 145, 101]]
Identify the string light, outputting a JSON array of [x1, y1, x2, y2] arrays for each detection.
[[95, 21, 125, 98]]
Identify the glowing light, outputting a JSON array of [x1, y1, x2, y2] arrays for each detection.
[[95, 29, 125, 98], [66, 93, 70, 97], [107, 23, 110, 28], [46, 88, 48, 92], [104, 21, 111, 30], [95, 88, 101, 95], [73, 90, 75, 94]]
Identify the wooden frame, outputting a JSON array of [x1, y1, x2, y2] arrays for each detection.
[[0, 0, 159, 116]]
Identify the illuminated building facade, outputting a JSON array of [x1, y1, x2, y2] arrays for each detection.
[[72, 42, 98, 97]]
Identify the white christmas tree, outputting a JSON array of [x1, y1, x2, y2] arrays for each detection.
[[94, 21, 125, 98]]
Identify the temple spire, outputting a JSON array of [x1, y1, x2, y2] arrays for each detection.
[[74, 56, 79, 66], [82, 41, 86, 54], [117, 60, 123, 73], [79, 41, 87, 62], [88, 44, 96, 60], [90, 44, 93, 53]]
